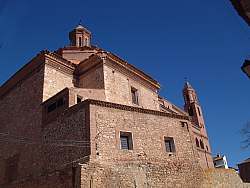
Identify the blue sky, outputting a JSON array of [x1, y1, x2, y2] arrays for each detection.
[[0, 0, 250, 167]]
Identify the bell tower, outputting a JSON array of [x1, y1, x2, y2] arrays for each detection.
[[183, 81, 214, 168], [69, 23, 91, 47], [183, 82, 205, 129]]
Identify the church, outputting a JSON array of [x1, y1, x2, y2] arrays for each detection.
[[0, 24, 214, 188]]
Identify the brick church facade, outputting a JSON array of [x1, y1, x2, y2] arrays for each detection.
[[0, 24, 214, 188]]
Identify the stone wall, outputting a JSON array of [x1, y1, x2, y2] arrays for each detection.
[[80, 163, 250, 188], [69, 88, 106, 106], [103, 62, 159, 110], [42, 103, 89, 172], [201, 169, 250, 188], [43, 61, 74, 101], [90, 104, 197, 164], [80, 162, 202, 188], [78, 64, 105, 89], [84, 104, 203, 187]]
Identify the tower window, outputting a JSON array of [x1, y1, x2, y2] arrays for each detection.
[[131, 87, 139, 105], [195, 138, 200, 147], [85, 38, 88, 46], [197, 107, 201, 116], [164, 137, 176, 153], [206, 145, 209, 151], [120, 132, 133, 150], [188, 107, 194, 116], [186, 94, 190, 101], [79, 37, 82, 46], [200, 140, 204, 149]]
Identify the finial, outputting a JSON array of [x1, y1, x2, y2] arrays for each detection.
[[184, 77, 188, 83], [78, 19, 82, 25], [184, 77, 193, 89]]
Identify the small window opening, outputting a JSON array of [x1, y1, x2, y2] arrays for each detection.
[[181, 121, 187, 127], [186, 94, 190, 101], [200, 140, 204, 149], [85, 38, 88, 46], [79, 37, 82, 47], [195, 138, 200, 147], [206, 145, 209, 151], [188, 106, 194, 116], [120, 132, 133, 150], [77, 96, 82, 104], [131, 87, 139, 105], [164, 137, 176, 153]]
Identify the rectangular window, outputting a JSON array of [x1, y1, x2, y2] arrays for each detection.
[[77, 96, 82, 104], [120, 132, 133, 150], [131, 87, 139, 105], [5, 154, 19, 182], [164, 137, 175, 153], [79, 37, 82, 47]]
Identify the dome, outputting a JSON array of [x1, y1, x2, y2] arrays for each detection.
[[76, 24, 85, 30]]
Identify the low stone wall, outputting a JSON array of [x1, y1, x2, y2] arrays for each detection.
[[201, 169, 250, 188], [80, 162, 250, 188], [80, 162, 203, 188]]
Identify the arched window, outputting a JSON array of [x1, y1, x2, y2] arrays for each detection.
[[188, 107, 194, 116], [206, 145, 209, 151], [195, 138, 199, 147], [200, 140, 204, 149]]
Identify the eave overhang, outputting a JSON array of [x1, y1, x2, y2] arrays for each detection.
[[231, 0, 250, 26]]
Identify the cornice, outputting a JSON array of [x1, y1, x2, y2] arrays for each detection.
[[48, 98, 189, 121], [105, 53, 160, 89], [84, 99, 189, 120], [192, 130, 208, 140], [196, 147, 212, 155], [44, 55, 75, 76]]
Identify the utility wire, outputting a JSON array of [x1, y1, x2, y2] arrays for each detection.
[[0, 132, 91, 147], [0, 155, 91, 186]]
